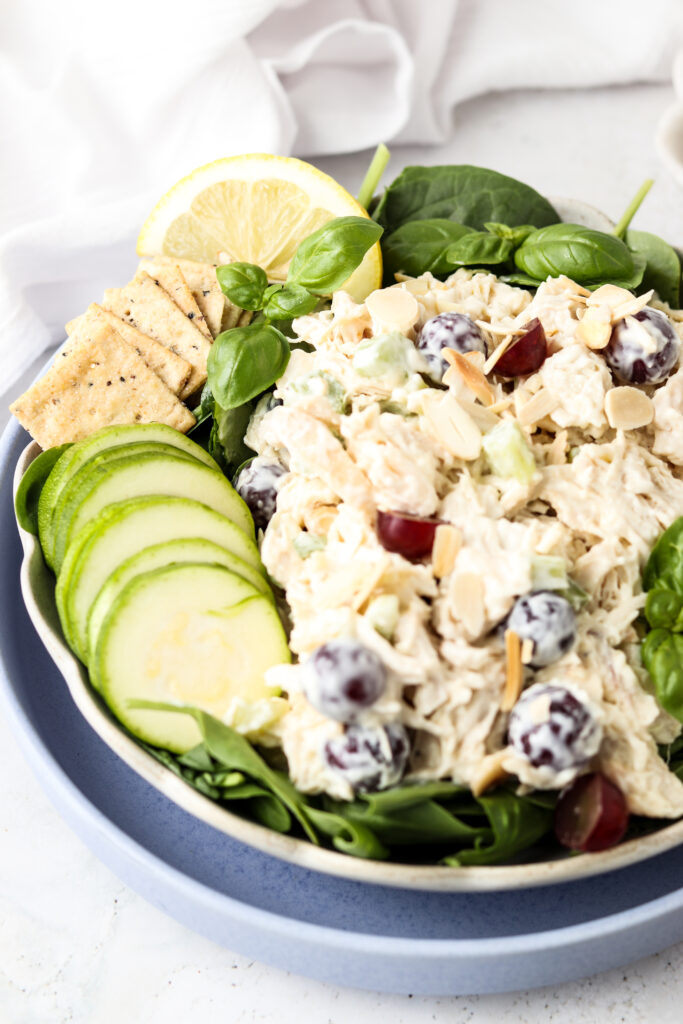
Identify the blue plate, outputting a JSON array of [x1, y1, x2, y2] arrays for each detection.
[[2, 417, 683, 995]]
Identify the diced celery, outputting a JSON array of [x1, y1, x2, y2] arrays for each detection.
[[284, 371, 346, 412], [352, 331, 416, 386], [364, 593, 400, 640], [293, 532, 327, 558], [482, 420, 536, 484], [531, 555, 568, 591]]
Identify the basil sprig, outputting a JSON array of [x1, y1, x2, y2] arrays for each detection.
[[513, 224, 646, 290], [641, 517, 683, 722], [207, 322, 290, 410]]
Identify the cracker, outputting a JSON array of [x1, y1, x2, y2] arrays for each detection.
[[10, 320, 195, 449], [137, 260, 212, 341], [66, 304, 191, 396], [102, 272, 210, 398], [137, 255, 227, 337]]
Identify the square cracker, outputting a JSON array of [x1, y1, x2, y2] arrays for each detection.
[[137, 260, 212, 341], [139, 256, 227, 337], [10, 319, 195, 449], [102, 272, 211, 398], [66, 304, 191, 396]]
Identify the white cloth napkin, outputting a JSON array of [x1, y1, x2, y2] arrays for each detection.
[[2, 0, 682, 397]]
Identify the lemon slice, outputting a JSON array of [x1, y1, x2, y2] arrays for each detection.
[[137, 154, 382, 302]]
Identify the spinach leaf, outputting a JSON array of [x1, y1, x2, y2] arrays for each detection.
[[643, 516, 683, 593], [499, 272, 542, 288], [306, 806, 388, 859], [191, 384, 215, 430], [645, 589, 683, 631], [641, 630, 683, 722], [627, 229, 681, 307], [216, 262, 268, 311], [357, 142, 391, 211], [514, 224, 645, 288], [15, 443, 72, 535], [207, 322, 290, 410], [442, 789, 555, 866], [381, 219, 474, 280], [288, 216, 383, 295], [446, 231, 514, 268], [208, 402, 255, 474], [484, 222, 536, 245], [373, 165, 559, 234], [262, 283, 319, 320], [131, 701, 318, 841]]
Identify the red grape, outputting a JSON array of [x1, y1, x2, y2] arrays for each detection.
[[494, 318, 547, 377], [554, 772, 629, 852], [376, 510, 441, 559]]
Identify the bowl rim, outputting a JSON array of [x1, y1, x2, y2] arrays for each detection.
[[10, 433, 683, 893]]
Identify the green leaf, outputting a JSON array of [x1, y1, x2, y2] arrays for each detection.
[[443, 790, 555, 866], [381, 219, 474, 280], [207, 322, 290, 410], [373, 165, 559, 234], [262, 283, 319, 320], [643, 516, 683, 593], [216, 262, 268, 311], [484, 222, 536, 245], [642, 630, 683, 722], [499, 272, 542, 289], [306, 806, 388, 859], [208, 401, 255, 474], [645, 589, 683, 631], [627, 229, 681, 307], [287, 216, 383, 295], [446, 231, 514, 268], [15, 443, 73, 535], [515, 224, 644, 287], [130, 702, 318, 842]]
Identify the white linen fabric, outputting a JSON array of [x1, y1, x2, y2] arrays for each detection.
[[1, 0, 682, 396]]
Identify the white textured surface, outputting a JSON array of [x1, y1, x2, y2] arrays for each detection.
[[3, 82, 683, 1022]]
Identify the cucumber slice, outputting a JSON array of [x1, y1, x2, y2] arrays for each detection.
[[16, 443, 72, 536], [86, 538, 272, 665], [38, 423, 219, 568], [92, 563, 290, 753], [53, 450, 253, 571], [55, 496, 264, 661]]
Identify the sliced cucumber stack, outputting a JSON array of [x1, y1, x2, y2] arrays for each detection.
[[92, 563, 289, 752], [25, 422, 291, 750]]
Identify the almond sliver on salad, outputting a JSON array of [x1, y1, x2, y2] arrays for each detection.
[[12, 151, 683, 866]]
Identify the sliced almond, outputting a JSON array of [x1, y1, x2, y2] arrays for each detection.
[[477, 321, 525, 338], [419, 391, 482, 461], [443, 348, 497, 406], [471, 749, 511, 798], [604, 386, 654, 430], [612, 290, 654, 321], [521, 638, 534, 665], [449, 572, 486, 637], [501, 629, 523, 711], [587, 284, 635, 310], [576, 317, 612, 350], [516, 387, 559, 427], [483, 334, 517, 374], [365, 287, 419, 336], [432, 524, 462, 579]]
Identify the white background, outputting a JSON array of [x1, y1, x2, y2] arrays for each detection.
[[2, 81, 683, 1023]]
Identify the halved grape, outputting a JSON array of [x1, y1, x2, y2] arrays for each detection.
[[494, 319, 547, 377], [554, 772, 629, 852], [377, 510, 441, 560]]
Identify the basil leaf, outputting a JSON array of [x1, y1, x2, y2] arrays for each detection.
[[446, 231, 514, 268], [190, 384, 215, 431], [382, 219, 474, 279], [207, 322, 290, 410], [287, 216, 382, 295], [642, 629, 683, 722], [263, 283, 319, 320], [130, 702, 318, 841], [627, 229, 681, 307], [643, 516, 683, 593], [443, 789, 555, 866], [15, 443, 72, 535], [515, 224, 645, 287], [374, 165, 559, 233], [484, 222, 536, 245], [645, 589, 683, 631], [216, 262, 268, 311]]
